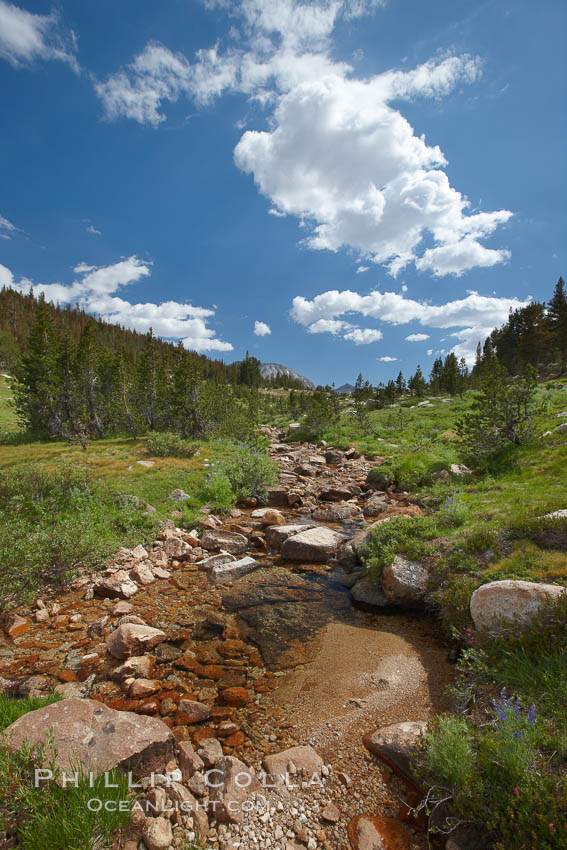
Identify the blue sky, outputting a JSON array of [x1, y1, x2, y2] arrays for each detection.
[[0, 0, 565, 387]]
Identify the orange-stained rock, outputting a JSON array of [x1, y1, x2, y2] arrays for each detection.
[[57, 670, 77, 683], [4, 615, 31, 639], [138, 698, 160, 715], [347, 815, 412, 850], [224, 731, 246, 748], [174, 699, 211, 725], [192, 727, 217, 745], [219, 687, 249, 707]]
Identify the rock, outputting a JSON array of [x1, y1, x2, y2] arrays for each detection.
[[381, 556, 429, 608], [3, 614, 31, 638], [130, 562, 155, 585], [129, 678, 161, 698], [197, 553, 237, 571], [363, 495, 388, 517], [219, 687, 249, 707], [554, 423, 567, 434], [35, 609, 50, 623], [200, 530, 248, 555], [324, 450, 344, 465], [143, 816, 173, 850], [542, 508, 567, 519], [321, 802, 341, 823], [263, 745, 323, 779], [94, 570, 138, 600], [336, 570, 363, 588], [363, 721, 427, 790], [112, 655, 154, 680], [209, 557, 261, 584], [281, 527, 345, 562], [131, 544, 148, 559], [350, 577, 389, 609], [366, 467, 391, 490], [197, 736, 223, 768], [169, 489, 190, 500], [106, 624, 167, 660], [208, 756, 262, 823], [251, 508, 286, 526], [312, 503, 362, 522], [177, 740, 205, 780], [319, 487, 353, 502], [449, 463, 472, 476], [265, 523, 316, 549], [114, 601, 133, 615], [175, 699, 211, 725], [2, 698, 174, 777], [265, 487, 290, 506], [336, 540, 359, 568], [470, 580, 567, 633], [348, 815, 412, 850]]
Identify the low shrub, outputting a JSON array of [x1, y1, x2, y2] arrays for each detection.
[[363, 515, 440, 579], [202, 469, 235, 513], [219, 445, 278, 500], [145, 431, 198, 457]]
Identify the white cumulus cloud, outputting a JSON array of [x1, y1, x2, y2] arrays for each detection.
[[253, 320, 271, 336], [290, 286, 530, 363], [378, 355, 397, 362], [3, 256, 233, 353], [405, 333, 430, 342], [0, 0, 77, 70], [343, 327, 383, 344]]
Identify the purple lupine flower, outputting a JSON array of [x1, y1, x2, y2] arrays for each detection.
[[527, 704, 536, 725]]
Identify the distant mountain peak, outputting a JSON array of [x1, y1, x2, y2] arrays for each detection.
[[259, 362, 314, 389], [334, 382, 354, 393]]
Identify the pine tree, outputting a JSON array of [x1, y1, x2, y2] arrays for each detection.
[[11, 299, 62, 437], [547, 277, 567, 369]]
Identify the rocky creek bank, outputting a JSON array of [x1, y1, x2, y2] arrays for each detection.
[[2, 426, 534, 850]]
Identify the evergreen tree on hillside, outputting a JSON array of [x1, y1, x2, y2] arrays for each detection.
[[547, 277, 567, 369], [238, 353, 262, 386], [395, 371, 406, 394], [11, 299, 62, 437], [408, 364, 427, 396]]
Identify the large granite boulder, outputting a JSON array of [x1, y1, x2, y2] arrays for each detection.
[[106, 623, 166, 659], [281, 527, 345, 562], [312, 503, 362, 523], [200, 530, 247, 555], [265, 523, 316, 549], [470, 580, 567, 633], [350, 576, 389, 609], [1, 698, 174, 777], [381, 556, 429, 608]]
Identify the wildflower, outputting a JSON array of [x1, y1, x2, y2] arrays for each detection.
[[527, 704, 536, 726], [549, 824, 556, 832], [513, 787, 519, 797], [513, 731, 522, 740]]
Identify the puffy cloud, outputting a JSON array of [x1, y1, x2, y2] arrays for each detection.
[[0, 0, 77, 70], [253, 320, 271, 336], [96, 0, 512, 277], [343, 327, 383, 344], [291, 286, 530, 363], [4, 256, 233, 353], [378, 355, 397, 362], [356, 265, 369, 273], [86, 224, 101, 236]]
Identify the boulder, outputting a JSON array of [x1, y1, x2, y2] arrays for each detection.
[[542, 508, 567, 519], [265, 488, 290, 506], [209, 556, 260, 583], [1, 698, 174, 777], [362, 721, 427, 790], [365, 467, 391, 490], [281, 527, 345, 562], [200, 530, 248, 555], [265, 523, 316, 549], [251, 508, 286, 526], [554, 423, 567, 434], [335, 541, 358, 568], [177, 740, 205, 780], [470, 580, 567, 633], [319, 487, 353, 502], [94, 570, 138, 600], [263, 745, 323, 779], [350, 576, 389, 609], [449, 463, 472, 476], [197, 736, 223, 768], [208, 755, 262, 823], [382, 556, 428, 607], [312, 503, 362, 522], [106, 623, 166, 659], [363, 494, 388, 517], [169, 488, 190, 500], [143, 816, 173, 850], [130, 562, 155, 586], [324, 450, 344, 466], [197, 553, 237, 571], [111, 655, 154, 680], [175, 699, 211, 725]]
